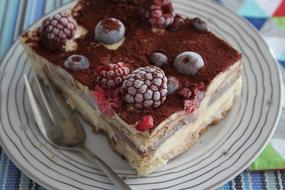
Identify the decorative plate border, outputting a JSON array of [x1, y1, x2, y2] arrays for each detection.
[[0, 0, 282, 189]]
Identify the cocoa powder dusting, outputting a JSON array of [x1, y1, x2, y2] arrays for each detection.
[[25, 0, 241, 127], [101, 18, 121, 31]]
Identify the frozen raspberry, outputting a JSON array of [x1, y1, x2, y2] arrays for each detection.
[[181, 82, 206, 114], [184, 98, 199, 114], [191, 82, 206, 100], [180, 82, 206, 99], [64, 55, 90, 71], [149, 52, 168, 67], [136, 115, 154, 132], [174, 51, 205, 75], [92, 86, 122, 117], [192, 17, 208, 32], [167, 76, 180, 95], [40, 12, 78, 51], [141, 0, 176, 29], [95, 18, 125, 44], [179, 88, 192, 99], [95, 62, 130, 89], [190, 85, 199, 97], [197, 82, 206, 91], [121, 66, 168, 109]]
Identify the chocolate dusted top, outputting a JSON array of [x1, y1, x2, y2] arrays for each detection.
[[23, 0, 241, 127], [101, 18, 122, 31]]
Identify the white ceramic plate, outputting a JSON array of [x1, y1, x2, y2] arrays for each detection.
[[0, 0, 283, 189]]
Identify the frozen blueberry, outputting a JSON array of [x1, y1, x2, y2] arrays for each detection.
[[149, 52, 168, 67], [64, 55, 90, 71], [95, 18, 125, 44], [192, 17, 208, 32], [167, 76, 180, 95], [173, 51, 205, 75]]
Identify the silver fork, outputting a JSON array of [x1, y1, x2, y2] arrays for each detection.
[[24, 71, 132, 190]]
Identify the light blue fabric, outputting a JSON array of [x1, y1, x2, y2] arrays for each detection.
[[239, 0, 269, 17], [0, 0, 284, 189]]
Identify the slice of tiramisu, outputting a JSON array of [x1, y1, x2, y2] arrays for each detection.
[[20, 0, 242, 176]]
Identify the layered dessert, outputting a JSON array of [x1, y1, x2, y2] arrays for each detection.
[[20, 0, 242, 176]]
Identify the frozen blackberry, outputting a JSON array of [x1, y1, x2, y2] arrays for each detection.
[[40, 12, 78, 51], [95, 62, 130, 89], [121, 66, 168, 109]]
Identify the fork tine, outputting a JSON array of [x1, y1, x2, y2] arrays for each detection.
[[34, 74, 56, 123], [41, 67, 66, 119], [24, 74, 50, 138]]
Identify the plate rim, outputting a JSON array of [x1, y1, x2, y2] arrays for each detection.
[[191, 0, 284, 189], [0, 0, 283, 189]]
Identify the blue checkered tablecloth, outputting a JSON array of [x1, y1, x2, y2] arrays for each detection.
[[0, 0, 284, 189]]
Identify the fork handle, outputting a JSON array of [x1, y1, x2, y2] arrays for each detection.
[[79, 145, 132, 190]]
